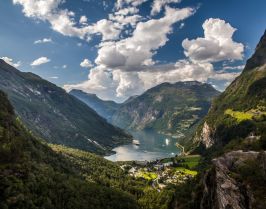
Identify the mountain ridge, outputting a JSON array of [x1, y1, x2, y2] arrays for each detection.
[[244, 29, 266, 72], [111, 81, 219, 140], [71, 81, 220, 146], [0, 59, 132, 154], [193, 29, 266, 153], [69, 89, 120, 121]]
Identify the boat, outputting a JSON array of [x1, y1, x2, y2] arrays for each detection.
[[132, 139, 140, 145]]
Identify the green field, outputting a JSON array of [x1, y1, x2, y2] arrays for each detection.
[[178, 155, 201, 169], [175, 168, 198, 176], [136, 172, 158, 180], [160, 155, 200, 169], [225, 109, 253, 122]]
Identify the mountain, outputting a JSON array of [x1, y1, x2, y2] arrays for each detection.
[[193, 30, 266, 153], [0, 90, 182, 209], [0, 60, 132, 154], [111, 81, 220, 139], [123, 95, 139, 104], [172, 31, 266, 209], [69, 89, 120, 121], [0, 90, 140, 209]]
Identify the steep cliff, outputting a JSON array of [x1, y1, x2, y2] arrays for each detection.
[[201, 151, 266, 209], [172, 31, 266, 209], [193, 30, 266, 151]]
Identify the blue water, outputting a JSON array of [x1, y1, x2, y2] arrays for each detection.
[[105, 130, 181, 161]]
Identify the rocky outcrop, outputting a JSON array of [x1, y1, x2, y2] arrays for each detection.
[[201, 150, 266, 209], [193, 30, 266, 152], [194, 122, 215, 148]]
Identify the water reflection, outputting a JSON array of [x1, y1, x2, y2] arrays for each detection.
[[105, 130, 180, 161]]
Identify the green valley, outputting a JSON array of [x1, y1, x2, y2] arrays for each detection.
[[0, 90, 200, 209], [71, 82, 220, 142], [1, 1, 266, 208]]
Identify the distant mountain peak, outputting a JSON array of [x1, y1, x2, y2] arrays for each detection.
[[256, 29, 266, 50], [70, 89, 97, 98], [70, 89, 120, 121], [111, 81, 220, 140], [0, 59, 18, 72], [244, 29, 266, 71]]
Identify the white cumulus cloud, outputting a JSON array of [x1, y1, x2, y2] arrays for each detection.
[[151, 0, 181, 15], [182, 18, 244, 63], [49, 76, 59, 79], [109, 13, 141, 27], [64, 60, 214, 102], [64, 6, 197, 101], [96, 6, 196, 70], [115, 7, 139, 15], [223, 65, 245, 70], [115, 0, 148, 9], [80, 59, 93, 68], [34, 38, 53, 44], [13, 0, 124, 42], [31, 57, 50, 66], [68, 18, 245, 102], [79, 15, 88, 25], [16, 1, 244, 102], [88, 19, 122, 41], [13, 0, 91, 40]]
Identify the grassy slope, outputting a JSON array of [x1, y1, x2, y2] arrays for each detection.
[[0, 90, 138, 209], [0, 91, 183, 209], [49, 144, 183, 209]]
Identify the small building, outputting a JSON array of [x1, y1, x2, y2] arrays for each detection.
[[154, 164, 164, 171], [128, 167, 136, 174], [163, 162, 173, 167]]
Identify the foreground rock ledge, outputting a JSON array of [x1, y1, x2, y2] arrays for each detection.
[[201, 150, 266, 209]]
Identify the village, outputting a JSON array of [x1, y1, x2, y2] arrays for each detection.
[[120, 155, 200, 191]]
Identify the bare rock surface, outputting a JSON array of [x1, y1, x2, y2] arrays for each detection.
[[201, 150, 266, 209]]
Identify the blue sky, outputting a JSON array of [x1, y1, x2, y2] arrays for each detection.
[[0, 0, 265, 102]]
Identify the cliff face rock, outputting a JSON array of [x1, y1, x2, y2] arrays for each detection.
[[194, 30, 266, 151], [194, 122, 214, 148], [201, 151, 266, 209]]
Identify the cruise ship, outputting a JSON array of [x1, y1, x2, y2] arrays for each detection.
[[132, 139, 140, 145]]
